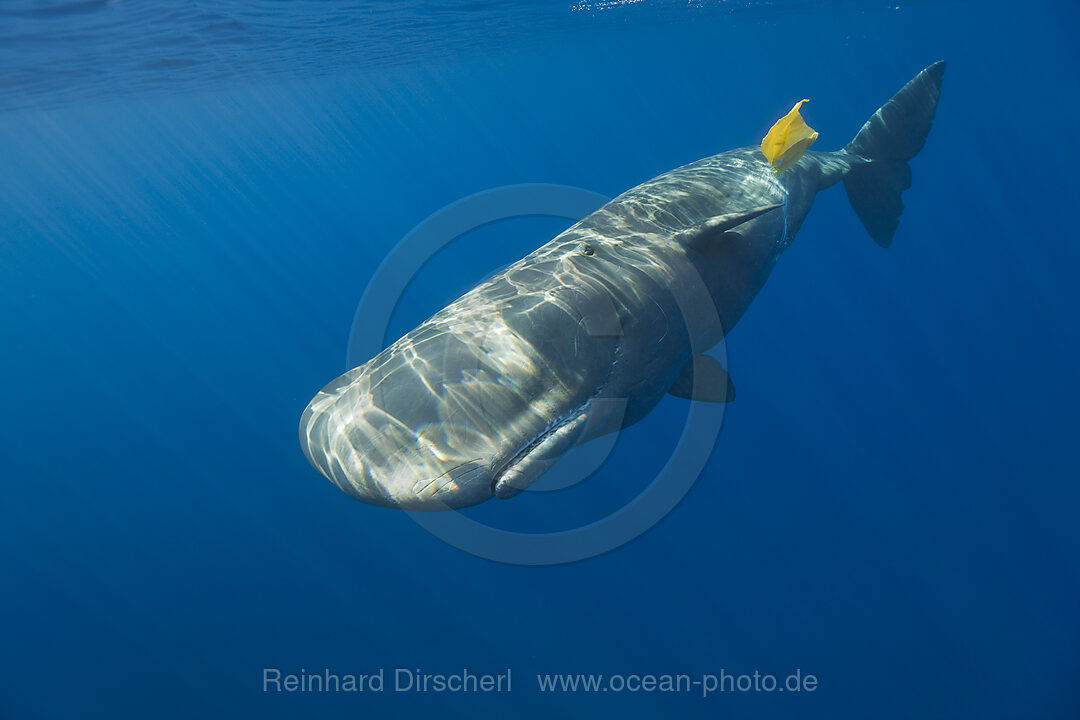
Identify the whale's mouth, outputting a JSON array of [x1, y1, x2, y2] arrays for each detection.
[[490, 406, 592, 499]]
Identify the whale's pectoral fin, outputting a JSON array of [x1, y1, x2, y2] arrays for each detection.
[[676, 203, 783, 250], [669, 354, 735, 403]]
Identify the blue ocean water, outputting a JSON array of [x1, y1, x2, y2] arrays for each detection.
[[1, 0, 1078, 717]]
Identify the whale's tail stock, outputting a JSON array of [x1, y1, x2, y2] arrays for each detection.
[[842, 61, 946, 248]]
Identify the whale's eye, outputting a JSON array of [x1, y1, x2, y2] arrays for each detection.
[[579, 243, 595, 256]]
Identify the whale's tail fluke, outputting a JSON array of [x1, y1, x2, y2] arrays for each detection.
[[842, 61, 946, 247]]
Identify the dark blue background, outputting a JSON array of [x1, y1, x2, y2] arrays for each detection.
[[1, 1, 1077, 717]]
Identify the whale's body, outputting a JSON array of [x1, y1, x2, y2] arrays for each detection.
[[301, 62, 945, 510]]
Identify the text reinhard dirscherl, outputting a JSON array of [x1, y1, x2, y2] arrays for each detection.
[[263, 668, 512, 694], [262, 668, 819, 697]]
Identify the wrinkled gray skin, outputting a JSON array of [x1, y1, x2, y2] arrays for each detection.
[[300, 147, 855, 510]]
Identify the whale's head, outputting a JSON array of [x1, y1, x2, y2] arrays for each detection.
[[299, 361, 502, 511], [300, 306, 616, 511]]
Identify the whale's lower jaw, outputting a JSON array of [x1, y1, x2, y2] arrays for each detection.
[[327, 409, 591, 511], [326, 398, 603, 510], [492, 405, 592, 500]]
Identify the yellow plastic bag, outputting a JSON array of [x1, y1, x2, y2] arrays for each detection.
[[761, 99, 819, 174]]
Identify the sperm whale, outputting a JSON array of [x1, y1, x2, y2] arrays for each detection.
[[300, 62, 945, 510]]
